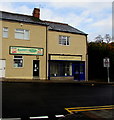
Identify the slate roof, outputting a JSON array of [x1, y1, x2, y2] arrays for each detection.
[[44, 21, 87, 35], [0, 11, 47, 26], [0, 11, 87, 35]]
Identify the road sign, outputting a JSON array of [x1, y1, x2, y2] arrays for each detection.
[[103, 57, 110, 83], [103, 58, 110, 67]]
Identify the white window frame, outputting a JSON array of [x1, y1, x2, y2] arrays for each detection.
[[3, 27, 8, 38], [59, 35, 70, 46], [13, 56, 23, 68], [65, 63, 72, 76], [15, 29, 30, 40]]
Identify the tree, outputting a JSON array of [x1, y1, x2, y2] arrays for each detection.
[[104, 34, 111, 43], [95, 35, 103, 43], [94, 34, 112, 43], [88, 42, 114, 82]]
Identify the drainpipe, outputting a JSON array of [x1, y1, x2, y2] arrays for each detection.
[[46, 26, 48, 80], [86, 35, 88, 81]]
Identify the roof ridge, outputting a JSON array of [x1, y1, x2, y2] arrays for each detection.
[[68, 25, 86, 33], [43, 20, 68, 25], [1, 10, 32, 18]]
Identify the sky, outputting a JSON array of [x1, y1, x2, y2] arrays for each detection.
[[0, 0, 113, 42]]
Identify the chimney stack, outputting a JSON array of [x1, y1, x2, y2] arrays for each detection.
[[33, 8, 40, 19]]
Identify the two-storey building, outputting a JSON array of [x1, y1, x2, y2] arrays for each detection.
[[0, 8, 88, 81]]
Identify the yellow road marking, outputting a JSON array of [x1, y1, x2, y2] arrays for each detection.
[[65, 105, 114, 113], [66, 105, 114, 109]]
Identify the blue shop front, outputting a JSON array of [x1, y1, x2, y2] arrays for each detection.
[[48, 54, 85, 81]]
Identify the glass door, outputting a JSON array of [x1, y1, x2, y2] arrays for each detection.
[[73, 62, 85, 81], [79, 63, 85, 80], [73, 64, 80, 80]]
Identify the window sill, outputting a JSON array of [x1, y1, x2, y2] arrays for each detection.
[[50, 76, 73, 77], [3, 37, 8, 39], [59, 44, 70, 46], [15, 38, 30, 41]]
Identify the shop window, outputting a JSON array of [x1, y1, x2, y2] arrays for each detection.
[[65, 63, 72, 76], [3, 27, 8, 38], [50, 62, 72, 77], [13, 56, 23, 68], [59, 35, 70, 45], [15, 29, 30, 40]]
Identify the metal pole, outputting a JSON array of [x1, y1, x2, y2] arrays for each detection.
[[107, 67, 110, 83]]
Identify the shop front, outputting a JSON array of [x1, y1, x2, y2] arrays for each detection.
[[8, 46, 44, 79], [48, 54, 85, 81]]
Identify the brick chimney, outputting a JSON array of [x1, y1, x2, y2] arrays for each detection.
[[33, 8, 40, 19]]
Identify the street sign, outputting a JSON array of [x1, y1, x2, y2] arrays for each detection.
[[103, 58, 110, 67], [103, 57, 110, 83]]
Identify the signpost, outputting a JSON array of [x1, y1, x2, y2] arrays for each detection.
[[103, 57, 110, 83]]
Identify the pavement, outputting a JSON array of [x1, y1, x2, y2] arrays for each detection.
[[83, 109, 114, 119], [59, 109, 114, 120], [0, 78, 114, 85], [63, 105, 114, 120]]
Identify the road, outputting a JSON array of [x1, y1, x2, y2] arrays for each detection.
[[2, 82, 114, 119]]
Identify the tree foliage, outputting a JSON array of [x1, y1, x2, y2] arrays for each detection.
[[88, 42, 114, 82], [95, 34, 112, 43]]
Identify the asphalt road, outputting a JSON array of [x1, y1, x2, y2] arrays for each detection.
[[2, 82, 114, 119]]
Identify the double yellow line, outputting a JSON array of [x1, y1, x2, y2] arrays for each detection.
[[65, 105, 114, 113]]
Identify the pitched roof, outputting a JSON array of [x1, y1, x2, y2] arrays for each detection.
[[0, 11, 87, 35], [44, 21, 87, 35], [0, 11, 47, 26]]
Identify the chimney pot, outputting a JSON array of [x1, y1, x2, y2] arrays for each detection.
[[33, 8, 40, 19]]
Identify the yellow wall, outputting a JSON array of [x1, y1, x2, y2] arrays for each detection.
[[1, 20, 87, 80], [47, 30, 88, 81], [48, 31, 87, 61], [2, 20, 47, 79]]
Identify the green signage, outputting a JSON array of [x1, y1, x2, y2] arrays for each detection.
[[10, 46, 44, 56]]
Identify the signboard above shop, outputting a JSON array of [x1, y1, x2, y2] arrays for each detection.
[[9, 46, 44, 56], [50, 55, 82, 61]]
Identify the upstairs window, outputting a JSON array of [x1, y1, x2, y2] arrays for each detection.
[[15, 29, 30, 40], [59, 35, 70, 45], [3, 27, 8, 38]]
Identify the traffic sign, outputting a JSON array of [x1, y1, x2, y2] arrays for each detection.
[[103, 57, 110, 67], [103, 57, 110, 83]]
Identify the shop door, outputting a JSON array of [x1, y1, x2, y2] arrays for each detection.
[[73, 64, 80, 80], [73, 63, 85, 81], [33, 60, 39, 77], [0, 60, 6, 78], [79, 63, 85, 80]]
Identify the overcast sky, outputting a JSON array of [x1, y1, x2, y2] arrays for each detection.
[[0, 0, 113, 42]]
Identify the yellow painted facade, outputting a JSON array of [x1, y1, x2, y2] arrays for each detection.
[[47, 30, 88, 80], [1, 20, 47, 79], [0, 10, 88, 81], [48, 31, 87, 61]]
